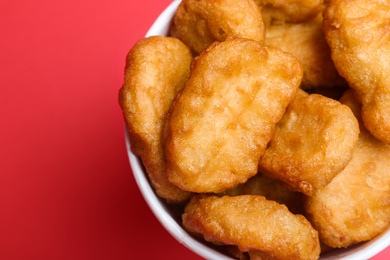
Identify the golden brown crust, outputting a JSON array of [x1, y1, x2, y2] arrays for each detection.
[[305, 129, 390, 248], [265, 13, 346, 89], [323, 0, 390, 144], [164, 38, 302, 193], [259, 89, 360, 195], [183, 195, 320, 260], [170, 0, 265, 54], [119, 36, 192, 203]]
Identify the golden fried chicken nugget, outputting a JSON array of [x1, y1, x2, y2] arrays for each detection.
[[254, 0, 323, 25], [183, 195, 320, 260], [118, 36, 192, 203], [265, 13, 347, 89], [164, 38, 302, 193], [221, 173, 304, 215], [259, 89, 359, 196], [170, 0, 265, 54], [305, 130, 390, 248], [323, 0, 390, 144]]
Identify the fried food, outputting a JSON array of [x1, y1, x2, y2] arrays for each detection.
[[305, 89, 390, 248], [254, 0, 323, 25], [118, 36, 192, 203], [323, 0, 390, 144], [221, 173, 304, 215], [164, 37, 302, 193], [304, 129, 390, 248], [170, 0, 265, 54], [183, 195, 320, 260], [265, 13, 347, 89], [259, 89, 359, 195]]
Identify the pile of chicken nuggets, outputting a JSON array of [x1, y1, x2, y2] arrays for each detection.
[[119, 0, 390, 259]]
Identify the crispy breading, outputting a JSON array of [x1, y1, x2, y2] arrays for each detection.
[[183, 195, 320, 260], [164, 38, 302, 193], [323, 0, 390, 144], [254, 0, 323, 25], [265, 13, 347, 89], [308, 87, 390, 248], [259, 89, 359, 196], [170, 0, 265, 54], [305, 129, 390, 248], [118, 36, 192, 203]]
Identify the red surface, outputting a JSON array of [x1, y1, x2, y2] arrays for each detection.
[[0, 0, 389, 259]]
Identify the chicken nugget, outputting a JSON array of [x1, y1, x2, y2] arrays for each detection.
[[305, 129, 390, 248], [254, 0, 323, 25], [170, 0, 265, 54], [323, 0, 390, 144], [259, 89, 359, 196], [164, 37, 302, 193], [183, 195, 320, 260], [221, 173, 304, 215], [118, 36, 192, 203], [265, 13, 347, 89]]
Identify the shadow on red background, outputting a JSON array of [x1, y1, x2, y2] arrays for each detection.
[[0, 0, 389, 259]]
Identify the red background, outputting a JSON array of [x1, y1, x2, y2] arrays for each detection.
[[0, 0, 389, 259]]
